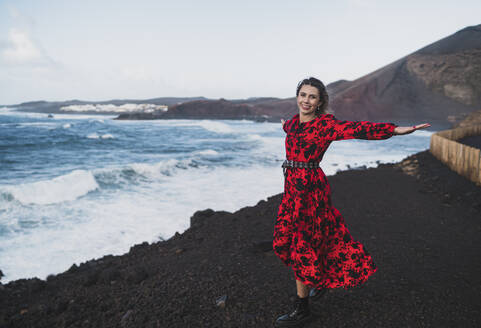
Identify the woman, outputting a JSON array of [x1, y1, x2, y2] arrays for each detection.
[[273, 77, 430, 327]]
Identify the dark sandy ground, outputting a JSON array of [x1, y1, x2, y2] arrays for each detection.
[[1, 150, 480, 328], [459, 135, 481, 149]]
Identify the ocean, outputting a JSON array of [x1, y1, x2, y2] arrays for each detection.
[[0, 107, 434, 283]]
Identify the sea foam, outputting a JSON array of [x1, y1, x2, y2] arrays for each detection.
[[196, 149, 219, 156], [196, 120, 233, 133], [2, 170, 99, 205]]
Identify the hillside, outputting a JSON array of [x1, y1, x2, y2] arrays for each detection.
[[453, 108, 481, 128], [7, 97, 208, 115], [329, 24, 481, 124]]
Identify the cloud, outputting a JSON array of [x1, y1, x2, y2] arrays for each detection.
[[1, 28, 53, 66], [7, 6, 35, 26]]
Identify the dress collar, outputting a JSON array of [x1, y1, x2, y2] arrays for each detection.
[[294, 113, 319, 126]]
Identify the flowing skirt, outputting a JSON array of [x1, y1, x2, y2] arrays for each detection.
[[272, 167, 377, 289]]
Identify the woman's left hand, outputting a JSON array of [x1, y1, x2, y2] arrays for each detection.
[[394, 123, 431, 135]]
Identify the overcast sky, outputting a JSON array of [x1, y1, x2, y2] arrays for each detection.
[[0, 0, 480, 105]]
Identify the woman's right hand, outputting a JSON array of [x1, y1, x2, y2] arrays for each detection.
[[394, 123, 431, 135]]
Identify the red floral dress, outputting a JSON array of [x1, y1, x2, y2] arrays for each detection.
[[273, 113, 398, 289]]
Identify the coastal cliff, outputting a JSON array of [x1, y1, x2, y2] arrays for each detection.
[[116, 98, 273, 122], [114, 97, 299, 122]]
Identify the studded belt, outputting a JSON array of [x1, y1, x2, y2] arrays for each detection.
[[281, 159, 320, 178]]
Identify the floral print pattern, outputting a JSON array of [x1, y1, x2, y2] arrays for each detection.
[[273, 113, 397, 289]]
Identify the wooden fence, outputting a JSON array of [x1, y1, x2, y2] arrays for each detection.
[[430, 125, 481, 186]]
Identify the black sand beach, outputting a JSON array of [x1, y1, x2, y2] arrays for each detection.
[[459, 135, 481, 149], [1, 150, 480, 327]]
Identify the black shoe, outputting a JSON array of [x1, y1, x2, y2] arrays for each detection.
[[274, 296, 312, 327], [308, 287, 327, 301]]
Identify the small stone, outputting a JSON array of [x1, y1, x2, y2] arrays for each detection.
[[175, 248, 185, 254], [129, 241, 149, 253], [120, 309, 134, 327], [67, 263, 79, 273], [125, 267, 148, 284], [27, 278, 46, 293], [190, 209, 216, 228], [216, 295, 228, 308]]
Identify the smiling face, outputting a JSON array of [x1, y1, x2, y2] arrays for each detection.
[[297, 84, 322, 117]]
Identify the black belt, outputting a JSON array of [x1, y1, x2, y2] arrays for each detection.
[[281, 159, 320, 178]]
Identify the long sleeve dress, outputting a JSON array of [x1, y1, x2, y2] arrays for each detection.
[[273, 113, 398, 290]]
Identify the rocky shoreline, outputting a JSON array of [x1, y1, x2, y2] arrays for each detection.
[[1, 150, 480, 327]]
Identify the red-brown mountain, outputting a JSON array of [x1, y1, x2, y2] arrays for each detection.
[[328, 24, 481, 124], [243, 23, 481, 124]]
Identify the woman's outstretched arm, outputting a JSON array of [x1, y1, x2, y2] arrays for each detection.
[[322, 114, 397, 140], [394, 123, 431, 135], [322, 114, 430, 140]]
